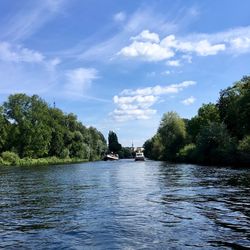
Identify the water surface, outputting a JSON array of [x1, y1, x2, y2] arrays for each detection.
[[0, 160, 249, 249]]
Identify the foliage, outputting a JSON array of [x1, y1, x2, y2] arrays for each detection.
[[144, 75, 250, 166], [217, 76, 250, 139], [143, 139, 154, 159], [118, 147, 133, 159], [1, 151, 20, 165], [108, 131, 122, 153], [238, 135, 250, 153], [238, 135, 250, 163], [0, 93, 107, 165], [157, 112, 186, 161], [0, 106, 9, 152], [187, 103, 220, 142], [195, 123, 236, 165], [177, 144, 196, 162]]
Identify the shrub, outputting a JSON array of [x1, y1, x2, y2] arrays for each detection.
[[196, 123, 237, 164], [1, 151, 20, 165], [238, 135, 250, 163], [178, 143, 197, 162], [59, 148, 70, 159], [238, 135, 250, 153]]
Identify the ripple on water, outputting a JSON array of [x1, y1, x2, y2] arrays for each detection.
[[0, 161, 249, 249]]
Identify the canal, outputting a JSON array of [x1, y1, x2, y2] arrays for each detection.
[[0, 160, 249, 249]]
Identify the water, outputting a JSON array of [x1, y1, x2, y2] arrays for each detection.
[[0, 160, 249, 249]]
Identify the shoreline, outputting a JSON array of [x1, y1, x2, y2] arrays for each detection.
[[0, 157, 91, 167]]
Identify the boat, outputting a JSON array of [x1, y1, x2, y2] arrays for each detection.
[[135, 152, 145, 161], [104, 153, 119, 161]]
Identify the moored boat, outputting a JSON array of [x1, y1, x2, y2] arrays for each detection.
[[104, 153, 119, 161], [135, 152, 145, 161]]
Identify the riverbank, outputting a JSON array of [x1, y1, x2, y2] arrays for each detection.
[[0, 154, 89, 167]]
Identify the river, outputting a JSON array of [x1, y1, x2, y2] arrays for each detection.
[[0, 160, 249, 249]]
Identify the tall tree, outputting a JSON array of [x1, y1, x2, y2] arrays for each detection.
[[108, 131, 121, 153], [158, 112, 186, 160], [187, 103, 220, 142], [217, 76, 250, 139], [0, 106, 9, 152], [3, 94, 51, 157]]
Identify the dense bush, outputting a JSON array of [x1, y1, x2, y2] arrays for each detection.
[[238, 135, 250, 164], [177, 144, 196, 162], [195, 123, 237, 165], [1, 151, 20, 165]]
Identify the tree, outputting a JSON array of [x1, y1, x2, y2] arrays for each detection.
[[157, 112, 186, 160], [0, 106, 9, 152], [217, 76, 250, 139], [108, 131, 121, 153], [143, 139, 154, 159], [187, 103, 220, 142], [3, 94, 51, 157], [238, 135, 250, 164], [196, 122, 236, 164]]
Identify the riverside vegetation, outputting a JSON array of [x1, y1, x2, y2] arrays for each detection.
[[0, 94, 107, 166], [143, 76, 250, 166]]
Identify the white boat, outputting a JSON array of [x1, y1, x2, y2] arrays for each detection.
[[135, 152, 145, 161], [104, 153, 119, 161]]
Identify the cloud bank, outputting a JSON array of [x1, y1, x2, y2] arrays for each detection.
[[118, 26, 250, 64], [111, 81, 196, 121]]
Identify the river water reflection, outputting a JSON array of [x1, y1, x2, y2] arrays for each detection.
[[0, 160, 249, 249]]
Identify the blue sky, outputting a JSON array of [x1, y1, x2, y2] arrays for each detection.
[[0, 0, 250, 146]]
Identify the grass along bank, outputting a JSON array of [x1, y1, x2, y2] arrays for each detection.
[[0, 151, 90, 167]]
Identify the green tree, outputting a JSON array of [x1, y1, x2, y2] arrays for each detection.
[[196, 122, 236, 164], [3, 94, 51, 157], [187, 103, 220, 142], [0, 106, 9, 152], [143, 139, 154, 159], [158, 112, 186, 160], [217, 76, 250, 139], [238, 135, 250, 164], [108, 131, 122, 153], [48, 108, 66, 157]]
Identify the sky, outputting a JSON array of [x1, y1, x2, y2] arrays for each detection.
[[0, 0, 250, 146]]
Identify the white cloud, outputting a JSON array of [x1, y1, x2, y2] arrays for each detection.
[[118, 26, 250, 63], [118, 41, 174, 61], [181, 96, 196, 105], [166, 60, 181, 67], [65, 68, 98, 96], [193, 40, 226, 56], [75, 8, 178, 62], [113, 12, 126, 22], [0, 41, 44, 63], [112, 108, 157, 122], [230, 37, 250, 52], [114, 95, 158, 109], [120, 81, 196, 96], [111, 81, 196, 121], [131, 30, 160, 43], [119, 31, 226, 62]]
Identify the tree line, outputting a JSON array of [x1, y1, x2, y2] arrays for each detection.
[[143, 76, 250, 166], [0, 94, 107, 165]]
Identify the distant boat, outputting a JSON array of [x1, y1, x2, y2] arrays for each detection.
[[135, 152, 145, 161], [104, 153, 119, 161]]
